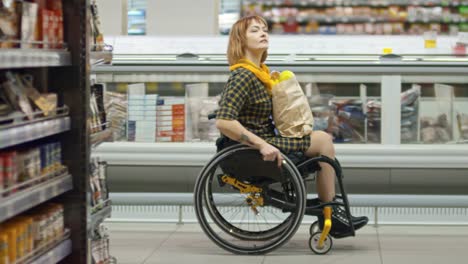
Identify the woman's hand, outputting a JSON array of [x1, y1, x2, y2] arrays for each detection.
[[259, 143, 283, 168]]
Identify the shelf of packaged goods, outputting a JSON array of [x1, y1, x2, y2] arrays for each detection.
[[0, 171, 73, 222], [27, 231, 72, 264], [92, 142, 468, 169], [0, 49, 71, 69], [89, 200, 112, 232], [259, 1, 464, 8], [0, 107, 70, 149], [270, 17, 467, 24]]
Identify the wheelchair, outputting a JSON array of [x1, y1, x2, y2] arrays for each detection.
[[194, 137, 357, 255]]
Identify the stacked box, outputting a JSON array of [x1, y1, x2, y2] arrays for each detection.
[[39, 142, 62, 176], [127, 83, 158, 142], [156, 97, 185, 142], [1, 152, 18, 196], [17, 148, 40, 183]]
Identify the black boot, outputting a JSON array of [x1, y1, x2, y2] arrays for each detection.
[[317, 205, 369, 238], [307, 197, 369, 231], [333, 205, 368, 231]]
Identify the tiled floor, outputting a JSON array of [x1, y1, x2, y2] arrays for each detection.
[[106, 222, 468, 264]]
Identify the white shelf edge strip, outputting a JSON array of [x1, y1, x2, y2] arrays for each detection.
[[30, 239, 72, 264], [0, 50, 71, 69], [0, 173, 73, 222], [0, 116, 71, 149], [93, 142, 468, 168], [109, 193, 468, 208]]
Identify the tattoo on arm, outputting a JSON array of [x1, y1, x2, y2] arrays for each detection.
[[239, 133, 255, 147]]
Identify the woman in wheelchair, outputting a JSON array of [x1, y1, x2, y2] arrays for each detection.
[[193, 15, 368, 255]]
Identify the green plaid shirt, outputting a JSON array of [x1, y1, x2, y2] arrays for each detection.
[[217, 68, 310, 154]]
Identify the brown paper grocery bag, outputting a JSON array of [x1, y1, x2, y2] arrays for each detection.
[[272, 76, 314, 138]]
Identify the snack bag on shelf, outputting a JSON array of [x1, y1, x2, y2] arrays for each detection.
[[46, 0, 63, 49], [21, 75, 56, 116], [0, 0, 19, 48], [18, 1, 39, 48], [2, 72, 34, 120]]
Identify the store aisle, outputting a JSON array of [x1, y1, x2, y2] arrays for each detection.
[[105, 222, 468, 264]]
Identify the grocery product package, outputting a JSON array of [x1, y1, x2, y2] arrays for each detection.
[[185, 83, 219, 142], [0, 0, 19, 48], [271, 72, 314, 138], [419, 83, 454, 143]]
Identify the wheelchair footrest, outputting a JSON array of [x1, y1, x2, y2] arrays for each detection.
[[329, 230, 356, 239]]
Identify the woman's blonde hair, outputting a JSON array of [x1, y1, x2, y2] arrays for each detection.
[[227, 15, 268, 66]]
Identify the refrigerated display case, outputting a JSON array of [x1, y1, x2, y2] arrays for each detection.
[[90, 35, 468, 194]]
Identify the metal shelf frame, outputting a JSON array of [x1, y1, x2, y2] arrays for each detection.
[[0, 0, 91, 263]]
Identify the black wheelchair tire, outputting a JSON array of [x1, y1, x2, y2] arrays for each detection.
[[194, 145, 307, 255]]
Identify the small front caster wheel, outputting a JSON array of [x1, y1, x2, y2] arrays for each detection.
[[309, 221, 321, 236], [309, 232, 333, 255]]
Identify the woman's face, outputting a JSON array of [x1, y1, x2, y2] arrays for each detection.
[[245, 20, 269, 53]]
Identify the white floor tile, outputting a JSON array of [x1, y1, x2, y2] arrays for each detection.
[[107, 222, 468, 264]]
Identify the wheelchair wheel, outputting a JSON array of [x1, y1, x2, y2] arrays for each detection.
[[309, 232, 333, 255], [309, 221, 321, 236], [194, 145, 307, 255]]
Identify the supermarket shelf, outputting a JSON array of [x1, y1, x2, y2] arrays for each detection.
[[268, 17, 468, 24], [0, 49, 71, 69], [89, 200, 112, 231], [15, 229, 72, 264], [29, 237, 72, 264], [0, 110, 70, 149], [261, 1, 465, 8], [0, 172, 73, 222], [93, 142, 468, 169]]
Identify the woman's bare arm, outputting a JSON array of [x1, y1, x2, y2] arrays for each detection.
[[215, 119, 265, 149], [216, 119, 283, 167]]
